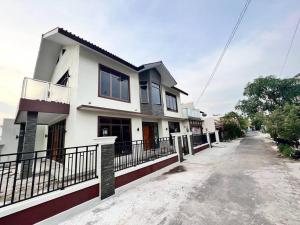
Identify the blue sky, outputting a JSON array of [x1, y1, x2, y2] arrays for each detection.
[[0, 0, 299, 123]]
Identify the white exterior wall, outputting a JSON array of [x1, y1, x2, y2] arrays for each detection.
[[40, 44, 188, 147], [161, 86, 183, 118], [34, 125, 47, 150], [76, 47, 140, 113], [62, 46, 142, 147], [0, 119, 19, 157], [203, 117, 217, 133]]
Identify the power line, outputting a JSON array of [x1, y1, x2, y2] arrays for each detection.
[[195, 0, 252, 106], [279, 16, 300, 77]]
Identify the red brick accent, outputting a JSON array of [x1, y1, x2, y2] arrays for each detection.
[[193, 143, 209, 154], [115, 155, 178, 188], [0, 184, 99, 225]]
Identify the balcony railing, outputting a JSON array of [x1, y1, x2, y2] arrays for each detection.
[[183, 108, 202, 119], [21, 78, 70, 104]]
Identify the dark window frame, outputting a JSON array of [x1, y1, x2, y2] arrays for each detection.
[[139, 80, 149, 104], [166, 92, 178, 112], [56, 70, 70, 87], [151, 82, 161, 105], [97, 116, 132, 142], [98, 64, 131, 103]]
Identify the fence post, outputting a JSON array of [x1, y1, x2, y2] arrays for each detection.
[[94, 136, 117, 200], [215, 130, 220, 143], [206, 132, 211, 148], [186, 132, 193, 155]]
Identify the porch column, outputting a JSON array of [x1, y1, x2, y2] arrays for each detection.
[[215, 130, 220, 143], [94, 136, 117, 200], [21, 111, 38, 178], [206, 132, 211, 148]]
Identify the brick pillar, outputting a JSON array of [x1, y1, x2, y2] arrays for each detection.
[[94, 136, 117, 200], [21, 111, 38, 178], [177, 136, 184, 162]]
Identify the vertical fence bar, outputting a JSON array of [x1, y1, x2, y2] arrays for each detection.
[[11, 157, 20, 204], [30, 152, 38, 198], [74, 147, 78, 184], [47, 151, 53, 192]]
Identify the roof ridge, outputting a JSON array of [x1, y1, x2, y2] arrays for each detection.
[[56, 27, 139, 71]]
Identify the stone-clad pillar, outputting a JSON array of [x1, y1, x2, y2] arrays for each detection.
[[177, 136, 184, 162], [17, 123, 26, 161], [94, 136, 117, 200], [21, 111, 38, 178]]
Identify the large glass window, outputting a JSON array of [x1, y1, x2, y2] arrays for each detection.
[[99, 65, 130, 102], [166, 92, 178, 112], [151, 83, 161, 105], [140, 81, 148, 103], [168, 122, 180, 133], [98, 117, 132, 154]]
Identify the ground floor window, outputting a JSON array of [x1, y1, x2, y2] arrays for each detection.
[[98, 116, 131, 143], [98, 116, 132, 154], [168, 122, 180, 133]]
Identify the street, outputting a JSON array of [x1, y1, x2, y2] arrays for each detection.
[[55, 132, 300, 225]]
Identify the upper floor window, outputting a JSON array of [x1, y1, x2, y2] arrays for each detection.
[[99, 65, 130, 102], [166, 92, 178, 112], [140, 81, 149, 103], [151, 83, 161, 105], [57, 71, 70, 86]]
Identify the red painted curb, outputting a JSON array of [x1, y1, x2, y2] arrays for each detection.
[[0, 184, 99, 225], [115, 155, 179, 188]]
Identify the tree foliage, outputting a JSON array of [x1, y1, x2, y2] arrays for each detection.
[[236, 76, 300, 116], [264, 104, 300, 144], [221, 111, 247, 140]]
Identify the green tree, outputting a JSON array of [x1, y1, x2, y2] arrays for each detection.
[[265, 104, 300, 143], [236, 76, 300, 116]]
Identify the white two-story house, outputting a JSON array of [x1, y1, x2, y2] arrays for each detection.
[[14, 28, 188, 158]]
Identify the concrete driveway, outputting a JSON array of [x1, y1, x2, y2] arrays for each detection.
[[49, 132, 300, 225]]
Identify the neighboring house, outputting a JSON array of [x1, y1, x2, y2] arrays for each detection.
[[0, 119, 20, 161], [14, 27, 189, 157], [182, 102, 205, 135], [182, 102, 219, 151]]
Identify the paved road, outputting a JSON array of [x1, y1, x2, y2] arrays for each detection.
[[56, 132, 300, 225]]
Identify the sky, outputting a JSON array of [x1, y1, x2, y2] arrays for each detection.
[[0, 0, 299, 124]]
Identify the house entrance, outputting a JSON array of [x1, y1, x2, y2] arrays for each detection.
[[47, 120, 66, 162], [142, 122, 159, 150]]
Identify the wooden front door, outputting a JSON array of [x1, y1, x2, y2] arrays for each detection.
[[142, 122, 158, 150], [47, 120, 66, 162]]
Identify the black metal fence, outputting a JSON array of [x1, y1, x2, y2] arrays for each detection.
[[114, 137, 176, 172], [192, 134, 208, 147], [0, 145, 98, 208]]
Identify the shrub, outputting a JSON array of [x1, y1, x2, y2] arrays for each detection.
[[278, 144, 295, 157]]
